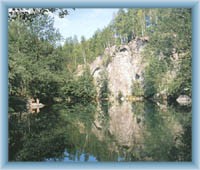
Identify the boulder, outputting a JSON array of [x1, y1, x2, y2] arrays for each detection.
[[176, 95, 192, 106]]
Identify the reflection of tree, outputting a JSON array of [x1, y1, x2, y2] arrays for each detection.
[[168, 118, 191, 161], [9, 105, 69, 161], [62, 103, 96, 129], [16, 129, 67, 161], [9, 100, 191, 162], [180, 123, 192, 161], [9, 102, 100, 161], [9, 115, 26, 161], [129, 101, 191, 161]]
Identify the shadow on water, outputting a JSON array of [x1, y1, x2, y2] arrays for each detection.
[[9, 98, 192, 162]]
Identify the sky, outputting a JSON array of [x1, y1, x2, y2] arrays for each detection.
[[52, 8, 119, 44]]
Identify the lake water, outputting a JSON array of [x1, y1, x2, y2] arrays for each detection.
[[9, 100, 191, 162]]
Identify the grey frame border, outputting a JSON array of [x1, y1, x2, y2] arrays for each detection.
[[0, 0, 199, 169]]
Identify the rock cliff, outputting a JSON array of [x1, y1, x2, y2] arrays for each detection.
[[90, 37, 148, 100]]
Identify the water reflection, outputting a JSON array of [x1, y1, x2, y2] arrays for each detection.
[[9, 100, 191, 162]]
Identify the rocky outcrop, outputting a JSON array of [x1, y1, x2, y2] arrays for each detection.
[[107, 49, 135, 98], [27, 98, 45, 113], [176, 95, 192, 106], [90, 37, 148, 100]]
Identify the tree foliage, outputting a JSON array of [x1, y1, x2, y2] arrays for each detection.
[[143, 9, 192, 98], [8, 8, 69, 21], [8, 14, 96, 104]]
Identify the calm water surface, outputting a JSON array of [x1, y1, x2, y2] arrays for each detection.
[[9, 100, 191, 161]]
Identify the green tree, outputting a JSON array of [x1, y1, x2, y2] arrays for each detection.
[[8, 8, 70, 21], [143, 8, 192, 98]]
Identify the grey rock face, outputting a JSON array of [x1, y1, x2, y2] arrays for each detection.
[[107, 50, 135, 98], [106, 37, 147, 99], [89, 37, 148, 100]]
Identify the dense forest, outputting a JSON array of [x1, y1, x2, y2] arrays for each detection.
[[8, 8, 191, 106], [8, 8, 192, 162]]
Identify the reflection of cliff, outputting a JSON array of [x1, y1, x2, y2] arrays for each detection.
[[91, 101, 186, 161], [91, 101, 145, 153], [108, 101, 144, 147]]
